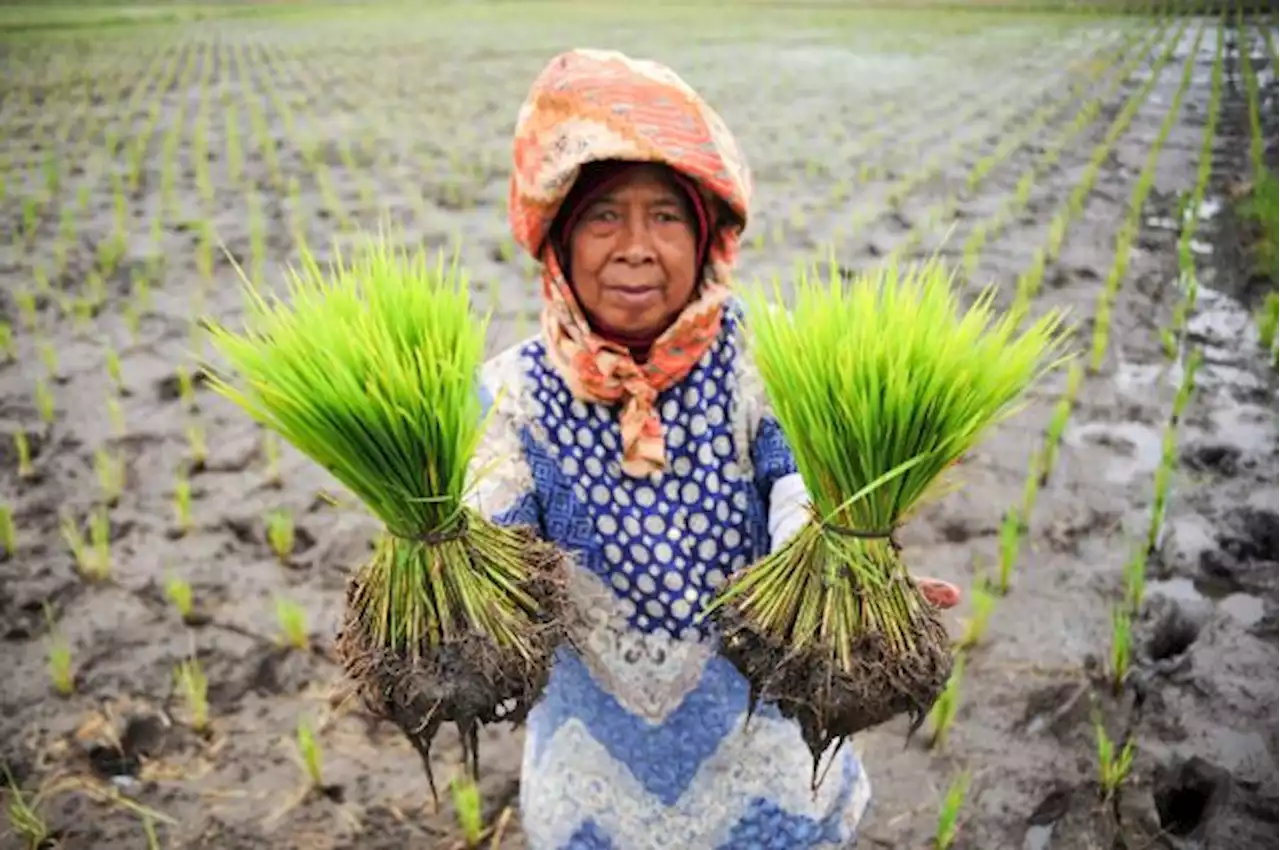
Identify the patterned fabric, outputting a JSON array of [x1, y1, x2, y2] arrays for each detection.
[[509, 48, 753, 478], [467, 308, 872, 850]]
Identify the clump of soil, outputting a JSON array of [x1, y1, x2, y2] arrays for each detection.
[[334, 524, 569, 800], [717, 594, 952, 783]]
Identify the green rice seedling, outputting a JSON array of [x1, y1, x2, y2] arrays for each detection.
[[1172, 347, 1201, 423], [1094, 713, 1136, 800], [1108, 604, 1131, 694], [996, 508, 1022, 595], [15, 289, 38, 332], [132, 268, 153, 313], [265, 508, 295, 563], [0, 503, 15, 560], [927, 652, 965, 750], [14, 431, 35, 480], [34, 380, 55, 425], [204, 232, 570, 799], [38, 340, 58, 378], [173, 472, 193, 535], [175, 658, 210, 733], [248, 191, 266, 284], [1020, 462, 1041, 521], [451, 773, 484, 848], [935, 769, 971, 850], [3, 764, 51, 847], [165, 571, 194, 622], [106, 395, 126, 439], [1089, 296, 1112, 374], [122, 303, 142, 343], [226, 107, 242, 186], [176, 365, 197, 412], [262, 430, 281, 487], [958, 578, 996, 650], [94, 448, 126, 506], [45, 604, 73, 697], [275, 597, 309, 650], [142, 811, 160, 850], [711, 257, 1069, 772], [186, 421, 207, 470], [296, 715, 323, 789], [87, 507, 111, 580], [0, 322, 14, 361], [1255, 292, 1279, 356], [196, 220, 215, 282], [1123, 546, 1146, 617], [20, 196, 39, 243], [105, 347, 124, 393]]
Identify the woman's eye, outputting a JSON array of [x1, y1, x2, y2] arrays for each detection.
[[656, 210, 684, 224], [588, 208, 619, 222]]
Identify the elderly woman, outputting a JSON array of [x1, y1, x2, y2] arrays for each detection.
[[470, 49, 959, 850]]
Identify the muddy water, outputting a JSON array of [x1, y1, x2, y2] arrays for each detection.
[[0, 7, 1276, 850]]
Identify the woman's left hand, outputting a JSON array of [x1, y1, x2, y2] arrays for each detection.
[[914, 577, 961, 610]]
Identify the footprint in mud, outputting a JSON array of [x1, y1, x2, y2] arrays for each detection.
[[153, 366, 212, 403], [1198, 507, 1279, 594], [1181, 442, 1245, 477], [1152, 756, 1233, 841]]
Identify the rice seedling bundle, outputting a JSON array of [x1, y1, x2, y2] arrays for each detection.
[[709, 258, 1069, 776], [204, 234, 569, 797]]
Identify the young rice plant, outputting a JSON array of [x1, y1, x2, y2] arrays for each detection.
[[203, 233, 570, 799], [708, 257, 1070, 778]]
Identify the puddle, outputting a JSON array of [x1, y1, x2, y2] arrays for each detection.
[[1115, 359, 1180, 395], [1147, 576, 1266, 628], [1196, 197, 1221, 221], [1024, 824, 1053, 850], [1068, 421, 1164, 485]]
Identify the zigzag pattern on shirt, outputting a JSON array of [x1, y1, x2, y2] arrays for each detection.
[[520, 714, 868, 850]]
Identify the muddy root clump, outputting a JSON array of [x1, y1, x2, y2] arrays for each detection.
[[334, 526, 569, 800], [717, 601, 953, 783]]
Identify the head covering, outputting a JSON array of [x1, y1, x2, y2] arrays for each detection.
[[509, 48, 753, 478]]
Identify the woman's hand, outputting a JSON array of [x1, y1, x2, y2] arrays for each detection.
[[914, 577, 961, 609]]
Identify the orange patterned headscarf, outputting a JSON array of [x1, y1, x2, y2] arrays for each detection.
[[509, 48, 753, 478]]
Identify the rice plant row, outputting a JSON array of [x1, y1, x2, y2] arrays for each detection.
[[1087, 20, 1207, 374]]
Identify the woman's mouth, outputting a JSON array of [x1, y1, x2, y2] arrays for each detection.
[[607, 285, 661, 306]]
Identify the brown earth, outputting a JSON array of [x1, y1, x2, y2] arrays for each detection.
[[0, 6, 1275, 850]]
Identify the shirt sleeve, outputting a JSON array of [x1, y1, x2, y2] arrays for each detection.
[[467, 350, 544, 533], [751, 417, 811, 553]]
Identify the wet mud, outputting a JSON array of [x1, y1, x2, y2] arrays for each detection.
[[1, 7, 1275, 850]]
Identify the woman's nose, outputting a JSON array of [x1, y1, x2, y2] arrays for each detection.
[[617, 212, 657, 262]]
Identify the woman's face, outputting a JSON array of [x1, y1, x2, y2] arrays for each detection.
[[567, 165, 700, 340]]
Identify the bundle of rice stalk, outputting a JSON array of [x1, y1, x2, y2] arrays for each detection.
[[707, 257, 1070, 778], [203, 235, 569, 798]]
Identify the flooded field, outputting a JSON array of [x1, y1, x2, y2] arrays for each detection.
[[1, 3, 1276, 849]]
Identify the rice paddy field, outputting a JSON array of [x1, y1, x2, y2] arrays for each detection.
[[1, 1, 1278, 848]]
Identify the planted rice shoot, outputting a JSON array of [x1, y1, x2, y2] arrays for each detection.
[[0, 504, 14, 560], [711, 257, 1069, 773], [45, 604, 73, 697], [3, 764, 51, 848], [265, 508, 295, 562], [935, 769, 971, 850], [165, 572, 195, 622], [175, 658, 210, 733], [275, 597, 309, 650], [14, 431, 35, 480], [95, 448, 125, 506], [1109, 604, 1131, 695], [928, 652, 965, 750], [1094, 712, 1135, 800], [202, 232, 568, 799], [173, 472, 194, 535], [296, 715, 324, 789], [451, 772, 484, 848], [958, 578, 996, 650]]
